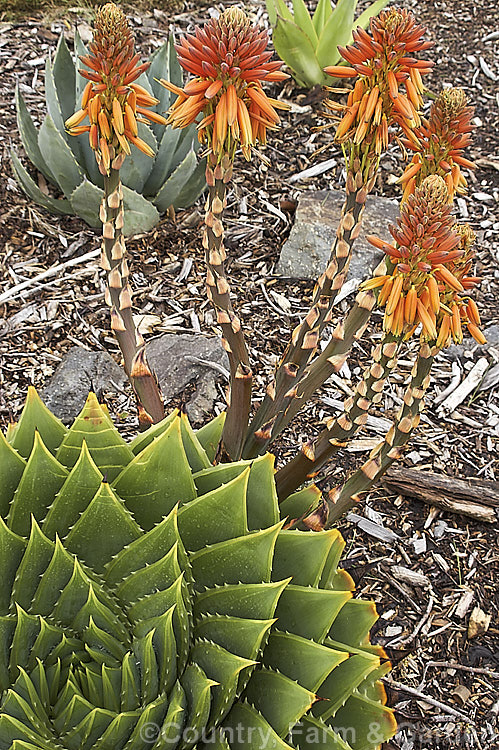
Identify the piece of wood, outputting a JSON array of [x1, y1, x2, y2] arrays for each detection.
[[383, 468, 499, 523], [437, 357, 489, 413]]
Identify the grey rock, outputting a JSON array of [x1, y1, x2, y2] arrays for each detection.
[[446, 324, 499, 361], [147, 333, 228, 424], [41, 348, 127, 423], [276, 189, 399, 281]]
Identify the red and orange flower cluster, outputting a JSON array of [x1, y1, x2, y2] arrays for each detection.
[[399, 88, 475, 202], [324, 8, 433, 155], [160, 7, 289, 160], [65, 3, 166, 174], [362, 175, 484, 345]]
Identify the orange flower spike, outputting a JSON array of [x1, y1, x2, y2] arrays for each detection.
[[324, 8, 433, 154], [124, 103, 138, 137], [468, 323, 486, 345], [436, 314, 451, 348], [404, 287, 417, 324], [386, 275, 404, 316], [66, 3, 159, 166], [466, 298, 481, 326], [159, 7, 289, 161], [427, 275, 440, 314]]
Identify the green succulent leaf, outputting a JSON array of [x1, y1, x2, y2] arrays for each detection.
[[51, 34, 76, 123], [44, 56, 69, 141], [10, 151, 72, 216], [266, 0, 294, 27], [38, 114, 84, 199], [279, 484, 321, 522], [0, 390, 395, 750], [120, 122, 158, 193]]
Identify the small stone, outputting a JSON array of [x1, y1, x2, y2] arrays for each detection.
[[467, 606, 491, 639], [276, 190, 399, 280], [41, 347, 127, 423], [146, 333, 229, 425]]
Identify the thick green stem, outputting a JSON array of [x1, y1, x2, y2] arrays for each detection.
[[276, 333, 402, 499], [320, 342, 436, 527], [204, 154, 252, 460], [242, 158, 378, 458], [101, 168, 164, 428]]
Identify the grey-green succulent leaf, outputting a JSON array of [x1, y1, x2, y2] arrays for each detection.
[[0, 389, 396, 750]]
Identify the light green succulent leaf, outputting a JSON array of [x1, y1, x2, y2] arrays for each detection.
[[191, 641, 255, 726], [113, 418, 197, 530], [151, 681, 186, 749], [279, 484, 321, 522], [81, 607, 129, 659], [194, 579, 289, 621], [272, 530, 339, 587], [121, 184, 161, 236], [0, 518, 26, 614], [9, 387, 67, 459], [292, 0, 319, 45], [120, 122, 157, 193], [55, 393, 134, 481], [312, 0, 333, 33], [180, 663, 215, 748], [329, 693, 397, 750], [11, 521, 54, 613], [134, 606, 177, 694], [10, 151, 72, 217], [0, 431, 26, 518], [52, 34, 77, 122], [264, 631, 348, 692], [153, 150, 199, 213], [190, 523, 283, 590], [273, 19, 325, 88], [267, 0, 294, 26], [31, 537, 77, 617], [178, 469, 250, 552], [224, 702, 295, 750], [129, 409, 178, 455], [38, 114, 84, 198], [7, 434, 68, 537], [104, 507, 185, 587], [195, 615, 274, 662], [42, 442, 103, 541], [292, 716, 352, 750], [194, 412, 225, 463], [245, 453, 279, 531], [245, 668, 316, 736], [328, 599, 379, 647], [119, 651, 140, 712], [355, 0, 390, 32], [316, 0, 357, 70], [194, 461, 249, 496], [275, 585, 351, 643], [116, 543, 182, 607], [64, 483, 142, 573], [319, 531, 347, 589], [314, 652, 380, 720], [74, 28, 89, 104], [69, 178, 104, 228], [179, 413, 211, 471], [14, 88, 54, 182]]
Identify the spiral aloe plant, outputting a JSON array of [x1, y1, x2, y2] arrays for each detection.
[[11, 32, 205, 235], [0, 387, 396, 749]]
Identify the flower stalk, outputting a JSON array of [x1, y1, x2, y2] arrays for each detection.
[[66, 3, 165, 427], [243, 7, 433, 459]]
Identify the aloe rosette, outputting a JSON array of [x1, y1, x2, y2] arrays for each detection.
[[0, 388, 396, 750], [12, 34, 205, 236]]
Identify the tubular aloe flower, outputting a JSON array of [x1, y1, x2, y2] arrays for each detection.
[[361, 175, 483, 344], [65, 2, 166, 175], [399, 87, 475, 202], [323, 7, 433, 154], [160, 7, 289, 160]]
